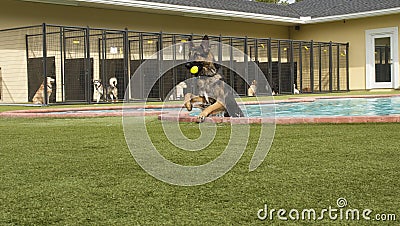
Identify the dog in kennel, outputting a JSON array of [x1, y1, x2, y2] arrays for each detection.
[[32, 76, 55, 104], [93, 77, 118, 103]]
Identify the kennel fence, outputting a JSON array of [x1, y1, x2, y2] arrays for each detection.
[[0, 23, 349, 105]]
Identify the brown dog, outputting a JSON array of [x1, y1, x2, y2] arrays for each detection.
[[32, 77, 55, 104], [184, 35, 243, 122]]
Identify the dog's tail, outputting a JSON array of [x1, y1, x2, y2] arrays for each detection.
[[109, 77, 117, 87]]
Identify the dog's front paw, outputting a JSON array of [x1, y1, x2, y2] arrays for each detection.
[[197, 112, 208, 123], [197, 115, 206, 123], [184, 101, 193, 111]]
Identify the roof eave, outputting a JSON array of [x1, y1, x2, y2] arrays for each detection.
[[19, 0, 301, 25], [79, 0, 302, 25]]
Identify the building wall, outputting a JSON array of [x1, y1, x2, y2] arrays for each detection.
[[0, 0, 289, 38], [291, 13, 400, 90]]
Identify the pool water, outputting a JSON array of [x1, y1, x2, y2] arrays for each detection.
[[189, 96, 400, 118], [43, 96, 400, 118]]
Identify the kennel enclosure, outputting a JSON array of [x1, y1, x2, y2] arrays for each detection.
[[0, 23, 349, 105]]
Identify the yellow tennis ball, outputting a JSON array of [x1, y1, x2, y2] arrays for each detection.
[[190, 66, 199, 74]]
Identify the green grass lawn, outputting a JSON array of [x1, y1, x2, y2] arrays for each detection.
[[1, 117, 399, 225]]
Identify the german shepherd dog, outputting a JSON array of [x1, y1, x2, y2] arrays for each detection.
[[184, 35, 244, 122]]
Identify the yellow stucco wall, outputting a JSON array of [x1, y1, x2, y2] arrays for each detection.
[[291, 14, 400, 90], [0, 0, 289, 38]]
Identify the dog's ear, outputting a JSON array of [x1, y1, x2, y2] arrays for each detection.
[[201, 35, 210, 53]]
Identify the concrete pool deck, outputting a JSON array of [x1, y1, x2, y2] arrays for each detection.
[[1, 94, 400, 124]]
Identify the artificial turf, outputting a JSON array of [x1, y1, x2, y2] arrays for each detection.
[[0, 117, 399, 225]]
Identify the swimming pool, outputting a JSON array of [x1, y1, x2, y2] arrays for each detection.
[[2, 95, 400, 124], [186, 96, 400, 118], [28, 96, 400, 117]]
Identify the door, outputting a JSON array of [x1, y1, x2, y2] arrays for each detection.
[[64, 58, 93, 102], [366, 27, 399, 89], [27, 57, 56, 103], [100, 59, 125, 100], [63, 28, 92, 102]]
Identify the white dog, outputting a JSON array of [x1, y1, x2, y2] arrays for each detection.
[[93, 77, 118, 103], [32, 77, 55, 104], [107, 77, 118, 103], [248, 80, 257, 97], [93, 79, 105, 103], [169, 81, 187, 100], [293, 84, 300, 94]]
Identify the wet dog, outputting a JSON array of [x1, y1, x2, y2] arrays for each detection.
[[32, 77, 55, 104], [184, 35, 243, 122]]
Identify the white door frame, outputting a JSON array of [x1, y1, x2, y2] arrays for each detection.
[[365, 27, 399, 89]]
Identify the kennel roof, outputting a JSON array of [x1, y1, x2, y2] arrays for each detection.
[[20, 0, 400, 24], [290, 0, 400, 18]]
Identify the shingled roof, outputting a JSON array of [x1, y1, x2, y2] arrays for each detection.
[[134, 0, 300, 18], [20, 0, 400, 24], [133, 0, 400, 19], [290, 0, 400, 18]]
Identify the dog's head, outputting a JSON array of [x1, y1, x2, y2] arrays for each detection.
[[93, 80, 102, 89], [47, 77, 55, 84], [46, 77, 55, 89], [185, 35, 220, 77]]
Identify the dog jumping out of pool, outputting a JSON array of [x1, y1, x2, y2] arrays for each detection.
[[184, 35, 244, 123], [93, 77, 118, 103], [32, 76, 55, 104]]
